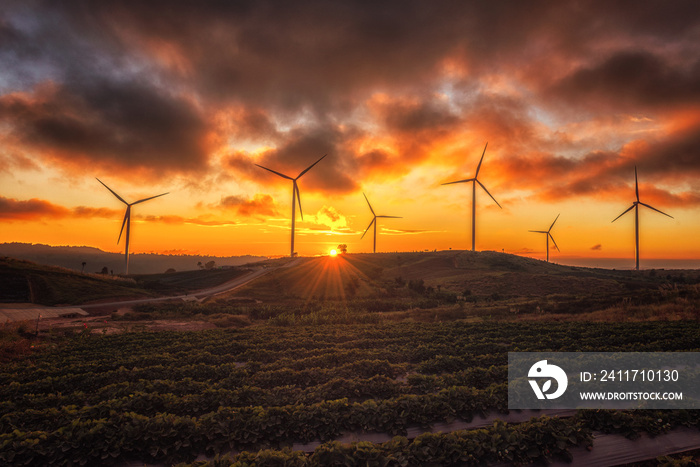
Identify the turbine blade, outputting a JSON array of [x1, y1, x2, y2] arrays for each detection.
[[639, 202, 674, 219], [474, 142, 488, 177], [548, 213, 560, 233], [635, 166, 639, 202], [96, 178, 128, 205], [442, 178, 474, 185], [297, 154, 327, 179], [118, 206, 130, 244], [377, 216, 402, 218], [549, 232, 560, 252], [361, 217, 375, 239], [363, 192, 375, 216], [476, 180, 502, 208], [295, 182, 303, 220], [132, 192, 169, 205], [611, 204, 635, 222], [529, 230, 547, 233], [255, 164, 293, 180]]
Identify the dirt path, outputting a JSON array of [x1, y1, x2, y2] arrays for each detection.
[[67, 266, 272, 311]]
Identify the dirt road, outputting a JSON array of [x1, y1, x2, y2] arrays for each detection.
[[61, 264, 280, 311]]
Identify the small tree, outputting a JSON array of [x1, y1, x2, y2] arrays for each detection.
[[81, 262, 86, 273], [205, 260, 216, 270], [408, 279, 425, 294], [337, 244, 348, 254], [100, 266, 109, 275]]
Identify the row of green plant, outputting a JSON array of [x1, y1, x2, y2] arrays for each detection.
[[0, 322, 698, 465], [1, 384, 506, 442], [0, 365, 509, 423], [185, 410, 700, 467], [4, 409, 699, 466], [3, 322, 698, 392]]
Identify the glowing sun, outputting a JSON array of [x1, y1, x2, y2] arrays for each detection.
[[329, 249, 338, 257]]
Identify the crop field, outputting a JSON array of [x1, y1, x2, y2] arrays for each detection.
[[1, 321, 699, 465]]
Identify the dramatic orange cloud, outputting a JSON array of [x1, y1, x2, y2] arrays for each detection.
[[1, 1, 699, 264], [217, 194, 280, 218], [0, 197, 70, 221]]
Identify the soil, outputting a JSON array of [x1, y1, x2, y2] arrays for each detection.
[[36, 314, 218, 334]]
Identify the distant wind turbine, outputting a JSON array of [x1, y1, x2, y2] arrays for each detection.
[[96, 178, 168, 275], [612, 166, 673, 271], [442, 142, 502, 251], [529, 214, 560, 262], [361, 193, 401, 253], [255, 154, 327, 257]]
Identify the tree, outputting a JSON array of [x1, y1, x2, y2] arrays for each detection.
[[81, 262, 86, 273], [204, 260, 216, 270], [337, 244, 348, 254], [197, 261, 204, 269], [100, 266, 109, 275]]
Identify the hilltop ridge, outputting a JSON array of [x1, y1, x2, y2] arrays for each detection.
[[0, 242, 266, 275], [226, 250, 700, 320]]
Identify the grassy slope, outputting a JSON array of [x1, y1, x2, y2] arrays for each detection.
[[0, 257, 251, 306], [130, 268, 249, 294], [0, 257, 153, 305], [228, 250, 700, 317]]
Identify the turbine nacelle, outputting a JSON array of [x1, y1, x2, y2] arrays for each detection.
[[611, 166, 673, 270], [255, 154, 327, 257], [440, 142, 502, 251], [361, 193, 401, 253], [96, 178, 168, 274], [529, 214, 560, 261]]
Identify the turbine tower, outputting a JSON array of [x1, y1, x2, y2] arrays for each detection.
[[612, 166, 673, 271], [442, 142, 502, 251], [255, 154, 326, 257], [96, 178, 168, 275], [361, 193, 401, 253], [529, 214, 560, 262]]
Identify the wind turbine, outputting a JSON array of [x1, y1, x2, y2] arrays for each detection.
[[96, 178, 168, 275], [442, 142, 502, 251], [255, 154, 326, 257], [361, 193, 401, 253], [612, 166, 673, 271], [529, 214, 560, 262]]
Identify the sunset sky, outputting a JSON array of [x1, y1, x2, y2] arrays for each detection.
[[1, 1, 699, 266]]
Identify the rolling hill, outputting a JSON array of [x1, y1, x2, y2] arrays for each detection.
[[0, 256, 251, 306], [228, 250, 699, 317], [0, 242, 266, 275]]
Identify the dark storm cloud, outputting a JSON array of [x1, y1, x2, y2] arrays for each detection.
[[551, 51, 700, 111], [500, 126, 700, 208], [5, 1, 700, 114], [226, 126, 357, 194], [0, 79, 209, 178], [379, 99, 459, 135], [2, 0, 700, 191], [633, 126, 700, 179]]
